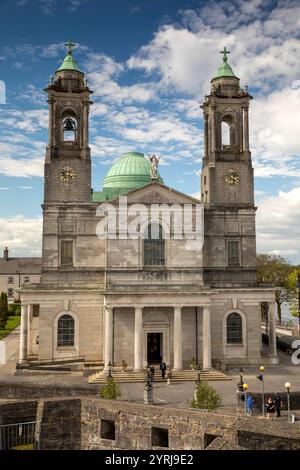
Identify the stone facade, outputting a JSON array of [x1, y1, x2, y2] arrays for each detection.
[[19, 48, 277, 369]]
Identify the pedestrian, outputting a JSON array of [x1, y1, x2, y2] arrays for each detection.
[[166, 366, 172, 386], [149, 365, 155, 383], [266, 397, 275, 419], [274, 393, 282, 418], [159, 359, 167, 378], [246, 393, 254, 416]]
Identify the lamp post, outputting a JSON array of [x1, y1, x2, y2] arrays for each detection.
[[236, 369, 244, 416], [257, 366, 265, 417], [285, 382, 291, 422], [297, 272, 300, 337], [243, 383, 248, 416]]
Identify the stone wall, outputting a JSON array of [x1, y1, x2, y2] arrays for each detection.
[[1, 397, 300, 450], [0, 379, 99, 399]]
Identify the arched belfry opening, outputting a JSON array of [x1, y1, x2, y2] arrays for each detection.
[[221, 114, 235, 150], [61, 108, 78, 143]]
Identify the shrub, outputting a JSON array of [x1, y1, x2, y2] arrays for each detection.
[[8, 304, 21, 316], [100, 377, 121, 400], [191, 380, 222, 411], [0, 292, 8, 329]]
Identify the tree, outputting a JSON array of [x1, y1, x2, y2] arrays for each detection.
[[191, 381, 222, 411], [0, 292, 8, 329], [287, 269, 300, 319], [256, 254, 295, 324], [100, 377, 121, 400]]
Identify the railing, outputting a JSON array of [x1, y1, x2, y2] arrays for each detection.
[[0, 421, 41, 450]]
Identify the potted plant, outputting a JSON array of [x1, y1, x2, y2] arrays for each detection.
[[190, 358, 197, 370], [121, 360, 127, 372]]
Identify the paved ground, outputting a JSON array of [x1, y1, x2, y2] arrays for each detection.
[[1, 328, 300, 417]]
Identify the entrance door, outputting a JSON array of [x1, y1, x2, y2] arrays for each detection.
[[147, 333, 162, 364]]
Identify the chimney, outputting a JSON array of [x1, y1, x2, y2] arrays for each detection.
[[3, 247, 8, 261]]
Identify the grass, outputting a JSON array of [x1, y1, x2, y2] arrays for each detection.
[[0, 315, 21, 340], [10, 443, 34, 450]]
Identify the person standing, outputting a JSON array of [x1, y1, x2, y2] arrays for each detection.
[[274, 393, 282, 418], [266, 397, 275, 419], [159, 359, 167, 378], [246, 394, 254, 416]]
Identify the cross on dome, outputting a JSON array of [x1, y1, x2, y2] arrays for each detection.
[[220, 47, 230, 62]]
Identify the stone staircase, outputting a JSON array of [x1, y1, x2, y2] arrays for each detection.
[[88, 368, 231, 384]]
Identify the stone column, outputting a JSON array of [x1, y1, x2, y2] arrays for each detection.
[[243, 106, 249, 151], [83, 102, 89, 147], [204, 114, 209, 157], [203, 306, 212, 369], [104, 306, 113, 370], [19, 304, 28, 363], [48, 99, 54, 146], [174, 307, 182, 370], [27, 304, 33, 357], [268, 302, 277, 357], [211, 106, 216, 153], [134, 307, 143, 371]]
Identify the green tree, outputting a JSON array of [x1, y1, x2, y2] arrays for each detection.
[[100, 377, 121, 400], [0, 292, 8, 329], [256, 254, 295, 324], [191, 381, 222, 411], [287, 269, 300, 319]]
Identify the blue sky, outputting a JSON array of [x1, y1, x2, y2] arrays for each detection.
[[0, 0, 300, 262]]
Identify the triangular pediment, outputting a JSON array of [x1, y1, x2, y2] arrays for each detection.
[[108, 183, 202, 206]]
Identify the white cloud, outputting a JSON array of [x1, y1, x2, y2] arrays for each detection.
[[257, 186, 300, 263], [0, 215, 42, 257]]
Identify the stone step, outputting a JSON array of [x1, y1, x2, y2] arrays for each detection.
[[88, 369, 231, 384]]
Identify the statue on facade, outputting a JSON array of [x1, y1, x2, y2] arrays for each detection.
[[148, 154, 160, 179]]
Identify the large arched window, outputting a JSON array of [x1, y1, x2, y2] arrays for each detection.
[[144, 223, 165, 266], [63, 116, 77, 142], [57, 314, 75, 346], [221, 114, 235, 150], [226, 312, 243, 344]]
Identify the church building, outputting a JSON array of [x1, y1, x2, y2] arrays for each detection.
[[18, 44, 278, 371]]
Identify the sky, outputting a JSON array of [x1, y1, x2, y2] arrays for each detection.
[[0, 0, 300, 262]]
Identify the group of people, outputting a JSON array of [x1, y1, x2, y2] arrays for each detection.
[[246, 392, 282, 418], [146, 359, 172, 385]]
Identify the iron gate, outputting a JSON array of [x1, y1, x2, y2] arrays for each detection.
[[0, 421, 41, 450]]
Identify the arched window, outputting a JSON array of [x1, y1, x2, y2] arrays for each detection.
[[221, 115, 235, 150], [57, 314, 74, 346], [227, 312, 243, 344], [63, 116, 77, 142], [144, 223, 165, 266]]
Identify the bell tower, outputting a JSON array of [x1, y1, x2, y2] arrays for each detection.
[[201, 48, 257, 287], [44, 41, 93, 203]]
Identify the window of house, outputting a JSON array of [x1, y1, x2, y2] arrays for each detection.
[[227, 312, 243, 344], [227, 240, 240, 267], [57, 314, 74, 347], [61, 240, 73, 266], [24, 276, 30, 283], [8, 276, 14, 284], [7, 288, 14, 298], [144, 223, 165, 267]]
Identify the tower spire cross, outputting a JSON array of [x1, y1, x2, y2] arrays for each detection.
[[220, 47, 230, 62], [65, 40, 75, 55]]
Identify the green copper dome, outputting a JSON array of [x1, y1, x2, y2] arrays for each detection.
[[213, 47, 238, 79], [93, 152, 164, 201], [56, 41, 82, 73], [57, 52, 82, 73]]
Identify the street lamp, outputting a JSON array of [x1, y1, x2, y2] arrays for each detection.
[[285, 382, 292, 423], [107, 361, 113, 379], [243, 383, 248, 416], [236, 369, 245, 416], [257, 366, 265, 417], [297, 272, 300, 337]]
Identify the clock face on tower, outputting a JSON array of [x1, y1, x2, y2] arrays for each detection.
[[59, 167, 76, 183], [224, 168, 239, 185]]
